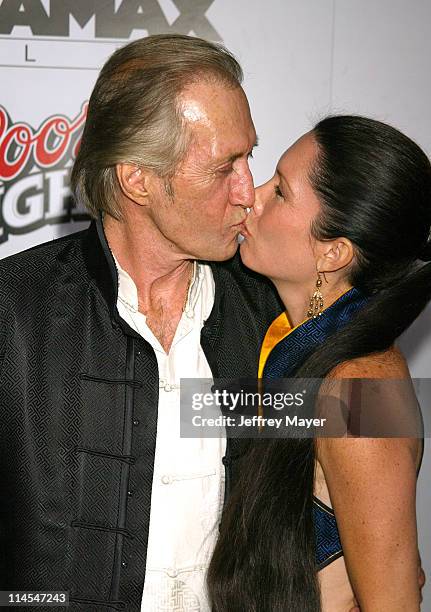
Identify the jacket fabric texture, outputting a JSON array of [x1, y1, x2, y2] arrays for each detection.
[[0, 218, 282, 611]]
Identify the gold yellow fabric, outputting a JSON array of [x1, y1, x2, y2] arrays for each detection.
[[258, 311, 291, 378], [258, 311, 308, 378]]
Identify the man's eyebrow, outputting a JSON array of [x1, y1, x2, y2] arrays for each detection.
[[225, 138, 259, 164]]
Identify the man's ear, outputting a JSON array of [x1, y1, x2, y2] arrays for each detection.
[[116, 163, 149, 205], [316, 238, 354, 273]]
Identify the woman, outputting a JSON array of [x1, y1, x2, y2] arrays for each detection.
[[207, 116, 431, 611]]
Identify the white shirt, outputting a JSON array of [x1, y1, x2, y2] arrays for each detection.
[[114, 258, 225, 612]]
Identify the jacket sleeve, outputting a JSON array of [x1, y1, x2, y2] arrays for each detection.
[[0, 305, 12, 586], [0, 307, 10, 377]]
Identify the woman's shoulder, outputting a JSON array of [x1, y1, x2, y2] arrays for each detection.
[[322, 348, 421, 455], [328, 346, 410, 380]]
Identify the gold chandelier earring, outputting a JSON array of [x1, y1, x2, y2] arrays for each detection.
[[307, 271, 324, 319]]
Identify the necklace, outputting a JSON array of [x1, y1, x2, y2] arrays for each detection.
[[182, 262, 195, 312], [135, 262, 194, 314]]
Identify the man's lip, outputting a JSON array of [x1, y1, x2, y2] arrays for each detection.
[[232, 217, 247, 228]]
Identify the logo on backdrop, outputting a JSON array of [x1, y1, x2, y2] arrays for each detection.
[[0, 1, 221, 70], [0, 0, 220, 39], [0, 1, 221, 243], [0, 104, 89, 244]]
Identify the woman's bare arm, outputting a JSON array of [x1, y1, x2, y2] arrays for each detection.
[[317, 350, 421, 611]]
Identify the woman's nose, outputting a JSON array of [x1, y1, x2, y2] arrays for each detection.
[[253, 184, 267, 216]]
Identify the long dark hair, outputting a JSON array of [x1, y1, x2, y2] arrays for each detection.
[[207, 116, 431, 611]]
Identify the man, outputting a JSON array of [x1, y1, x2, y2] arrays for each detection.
[[0, 35, 281, 611], [0, 35, 424, 612]]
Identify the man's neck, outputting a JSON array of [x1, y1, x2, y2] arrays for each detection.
[[104, 213, 194, 353]]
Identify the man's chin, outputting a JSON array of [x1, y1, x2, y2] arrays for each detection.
[[210, 246, 239, 262], [197, 240, 239, 263]]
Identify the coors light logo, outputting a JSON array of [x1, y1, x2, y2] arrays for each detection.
[[0, 104, 89, 244]]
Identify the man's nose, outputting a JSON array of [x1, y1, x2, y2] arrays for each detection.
[[230, 165, 255, 208]]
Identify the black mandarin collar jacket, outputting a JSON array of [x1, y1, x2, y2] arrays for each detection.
[[0, 217, 282, 611]]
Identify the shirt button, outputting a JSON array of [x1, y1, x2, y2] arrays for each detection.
[[133, 419, 140, 426], [167, 568, 178, 578], [164, 383, 172, 392], [121, 561, 128, 568], [127, 490, 134, 497], [161, 475, 172, 485]]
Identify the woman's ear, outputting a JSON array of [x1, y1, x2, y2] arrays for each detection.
[[116, 163, 149, 206], [316, 238, 354, 273]]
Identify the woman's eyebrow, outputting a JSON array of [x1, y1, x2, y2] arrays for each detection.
[[277, 170, 294, 197]]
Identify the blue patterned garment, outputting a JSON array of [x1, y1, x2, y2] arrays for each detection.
[[313, 497, 343, 570], [263, 288, 368, 380], [261, 287, 368, 570]]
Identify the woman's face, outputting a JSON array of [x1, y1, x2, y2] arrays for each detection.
[[240, 132, 321, 285]]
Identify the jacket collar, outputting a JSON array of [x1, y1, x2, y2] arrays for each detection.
[[82, 214, 120, 322]]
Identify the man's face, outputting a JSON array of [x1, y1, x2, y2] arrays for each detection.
[[146, 80, 257, 261]]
